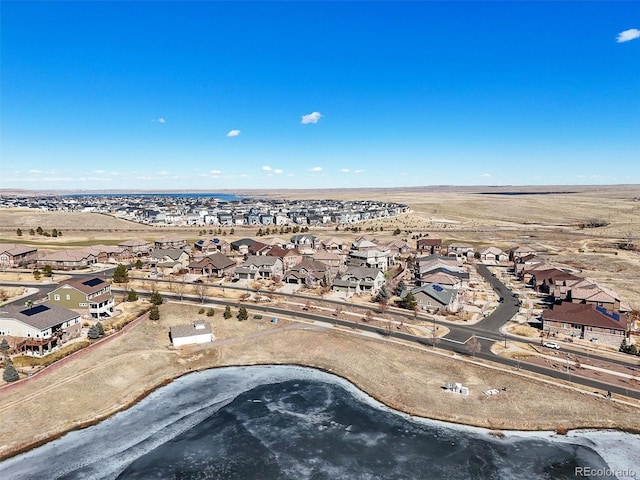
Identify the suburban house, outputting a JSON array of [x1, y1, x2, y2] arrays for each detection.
[[510, 245, 537, 260], [402, 283, 459, 312], [347, 247, 391, 270], [418, 271, 462, 288], [267, 245, 303, 271], [385, 239, 413, 256], [187, 253, 236, 278], [82, 245, 126, 263], [193, 238, 231, 255], [231, 238, 257, 255], [332, 266, 385, 295], [248, 241, 271, 256], [170, 321, 214, 348], [290, 234, 319, 251], [312, 250, 343, 275], [321, 237, 349, 253], [567, 283, 623, 312], [514, 254, 545, 276], [478, 246, 509, 263], [48, 276, 115, 318], [154, 237, 187, 250], [0, 303, 82, 356], [415, 256, 469, 285], [541, 303, 630, 347], [446, 243, 475, 261], [0, 244, 38, 268], [283, 258, 328, 285], [118, 239, 153, 257], [416, 238, 442, 255], [37, 249, 98, 270], [234, 256, 284, 281], [148, 248, 191, 276]]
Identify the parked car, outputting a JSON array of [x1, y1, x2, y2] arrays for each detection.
[[543, 341, 560, 350]]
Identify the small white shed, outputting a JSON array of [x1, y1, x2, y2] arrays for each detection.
[[170, 321, 214, 348]]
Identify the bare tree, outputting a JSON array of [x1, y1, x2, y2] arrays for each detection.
[[466, 335, 481, 357], [365, 309, 373, 323], [431, 326, 440, 349], [194, 283, 209, 304], [175, 278, 187, 301]]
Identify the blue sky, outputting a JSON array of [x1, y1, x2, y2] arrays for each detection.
[[1, 1, 638, 190]]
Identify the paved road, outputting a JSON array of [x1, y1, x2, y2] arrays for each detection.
[[3, 265, 639, 399]]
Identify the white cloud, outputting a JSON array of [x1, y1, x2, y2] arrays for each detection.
[[340, 168, 350, 173], [93, 169, 105, 174], [210, 169, 222, 175], [158, 170, 170, 175], [158, 117, 166, 123], [616, 28, 640, 43], [274, 169, 283, 174], [28, 169, 42, 174], [226, 129, 241, 137], [262, 165, 272, 171], [301, 111, 323, 124], [354, 169, 364, 174], [310, 166, 323, 172], [287, 173, 295, 177], [479, 173, 491, 178]]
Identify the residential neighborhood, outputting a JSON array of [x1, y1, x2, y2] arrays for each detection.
[[0, 194, 409, 227]]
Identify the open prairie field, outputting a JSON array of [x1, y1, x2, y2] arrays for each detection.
[[1, 185, 639, 307]]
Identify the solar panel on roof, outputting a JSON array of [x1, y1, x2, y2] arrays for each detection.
[[82, 278, 104, 287], [432, 285, 443, 292], [21, 304, 50, 316]]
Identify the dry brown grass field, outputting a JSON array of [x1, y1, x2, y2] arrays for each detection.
[[1, 302, 638, 460], [2, 185, 639, 308]]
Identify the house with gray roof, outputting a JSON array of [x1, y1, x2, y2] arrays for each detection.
[[0, 302, 82, 356], [234, 255, 284, 281], [332, 266, 385, 295], [401, 283, 459, 312]]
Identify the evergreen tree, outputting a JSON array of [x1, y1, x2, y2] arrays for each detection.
[[16, 228, 22, 236], [87, 325, 101, 340], [52, 228, 58, 237], [223, 305, 232, 319], [149, 305, 160, 321], [399, 292, 418, 310], [206, 307, 215, 317], [127, 289, 139, 302], [42, 265, 53, 277], [29, 228, 35, 236], [395, 280, 407, 296], [375, 286, 391, 303], [96, 322, 105, 336], [149, 291, 164, 305], [33, 269, 41, 280], [0, 338, 9, 355], [113, 264, 129, 283], [237, 306, 248, 321], [135, 259, 143, 269], [3, 361, 19, 382], [36, 226, 44, 235]]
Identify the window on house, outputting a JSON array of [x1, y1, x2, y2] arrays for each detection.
[[54, 294, 60, 301], [66, 294, 71, 300]]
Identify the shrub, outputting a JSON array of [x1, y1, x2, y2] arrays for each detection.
[[223, 305, 232, 319], [127, 289, 139, 302], [198, 307, 205, 314], [206, 308, 215, 317]]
